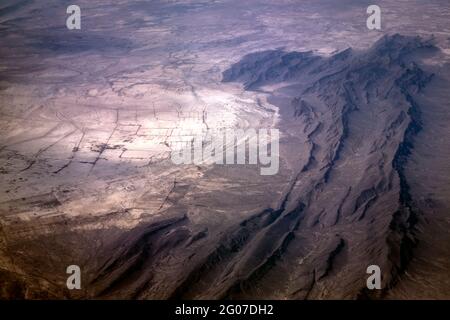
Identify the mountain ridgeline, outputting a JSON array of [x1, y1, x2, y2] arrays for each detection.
[[215, 34, 437, 298]]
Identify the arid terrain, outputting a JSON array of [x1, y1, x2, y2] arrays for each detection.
[[0, 0, 449, 299]]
